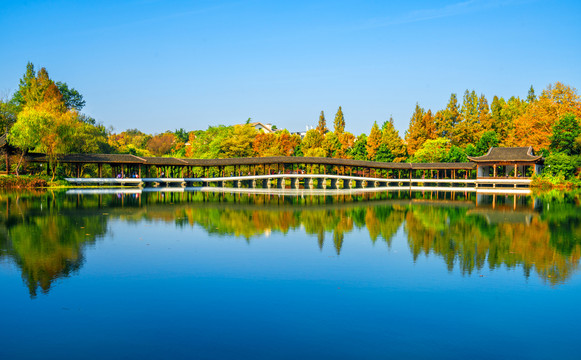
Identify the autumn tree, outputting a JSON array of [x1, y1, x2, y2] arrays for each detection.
[[366, 121, 382, 160], [512, 82, 581, 151], [434, 93, 460, 140], [220, 124, 257, 158], [333, 106, 345, 133], [380, 117, 407, 162], [478, 94, 492, 132], [301, 129, 326, 157], [453, 90, 480, 146], [316, 111, 327, 134], [405, 104, 435, 155], [146, 132, 176, 156]]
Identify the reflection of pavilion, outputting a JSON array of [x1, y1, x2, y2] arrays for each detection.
[[470, 192, 540, 225], [467, 208, 536, 225], [468, 146, 543, 178]]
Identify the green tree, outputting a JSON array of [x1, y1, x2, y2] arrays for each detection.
[[550, 114, 581, 155], [412, 138, 450, 163], [527, 85, 536, 103], [0, 97, 18, 133], [55, 82, 85, 110], [444, 145, 467, 162], [380, 117, 407, 162], [350, 134, 368, 160], [476, 130, 499, 156]]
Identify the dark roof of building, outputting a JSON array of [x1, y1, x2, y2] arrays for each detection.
[[467, 147, 542, 163], [26, 153, 146, 164], [24, 153, 479, 169]]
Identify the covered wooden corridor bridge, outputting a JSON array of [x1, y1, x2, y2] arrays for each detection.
[[23, 147, 543, 189]]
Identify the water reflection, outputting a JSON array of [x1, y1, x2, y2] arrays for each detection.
[[0, 189, 579, 296]]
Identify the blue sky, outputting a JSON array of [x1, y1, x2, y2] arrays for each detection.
[[0, 0, 580, 135]]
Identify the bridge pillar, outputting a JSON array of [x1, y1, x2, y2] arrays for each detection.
[[202, 181, 209, 187], [316, 178, 326, 189], [277, 177, 286, 189], [262, 178, 271, 188], [289, 177, 299, 189], [304, 178, 314, 189], [351, 179, 363, 189]]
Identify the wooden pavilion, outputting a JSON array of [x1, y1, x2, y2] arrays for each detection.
[[467, 147, 543, 178]]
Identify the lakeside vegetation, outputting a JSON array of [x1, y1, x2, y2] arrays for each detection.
[[1, 63, 579, 187]]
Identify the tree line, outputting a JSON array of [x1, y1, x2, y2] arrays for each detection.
[[1, 63, 580, 182]]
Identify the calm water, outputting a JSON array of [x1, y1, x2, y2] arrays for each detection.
[[1, 188, 580, 359]]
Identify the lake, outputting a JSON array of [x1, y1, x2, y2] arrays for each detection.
[[1, 188, 580, 359]]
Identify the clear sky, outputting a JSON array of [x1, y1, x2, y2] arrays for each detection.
[[1, 0, 580, 136]]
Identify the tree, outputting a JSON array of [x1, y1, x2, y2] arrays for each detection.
[[405, 104, 426, 155], [336, 131, 355, 159], [322, 132, 341, 157], [527, 85, 536, 103], [550, 114, 581, 155], [380, 117, 407, 162], [220, 124, 257, 158], [478, 94, 492, 132], [444, 146, 467, 163], [366, 122, 382, 160], [435, 93, 460, 140], [301, 129, 325, 157], [475, 130, 499, 156], [55, 82, 85, 111], [174, 128, 189, 143], [512, 82, 581, 151], [333, 106, 345, 133], [0, 97, 17, 133], [11, 62, 36, 111], [412, 138, 450, 163], [316, 111, 327, 134], [146, 132, 176, 156], [453, 90, 480, 146], [350, 134, 368, 160]]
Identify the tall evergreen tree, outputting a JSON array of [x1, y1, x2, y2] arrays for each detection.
[[527, 85, 536, 103], [435, 93, 460, 140], [333, 106, 345, 133], [453, 90, 480, 146], [380, 117, 407, 162], [316, 111, 327, 134], [366, 121, 382, 160], [405, 103, 426, 155], [478, 94, 492, 132]]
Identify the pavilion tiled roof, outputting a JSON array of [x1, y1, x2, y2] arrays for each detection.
[[467, 147, 542, 162]]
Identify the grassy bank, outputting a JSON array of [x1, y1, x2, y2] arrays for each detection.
[[0, 175, 50, 188], [531, 175, 580, 190]]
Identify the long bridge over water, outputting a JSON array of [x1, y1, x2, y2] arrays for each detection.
[[51, 147, 542, 190]]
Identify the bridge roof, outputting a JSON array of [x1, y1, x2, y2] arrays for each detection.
[[24, 153, 476, 170], [467, 147, 542, 163]]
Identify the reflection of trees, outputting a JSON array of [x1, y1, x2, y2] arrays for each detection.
[[404, 204, 581, 285], [0, 192, 107, 297], [1, 190, 580, 296]]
